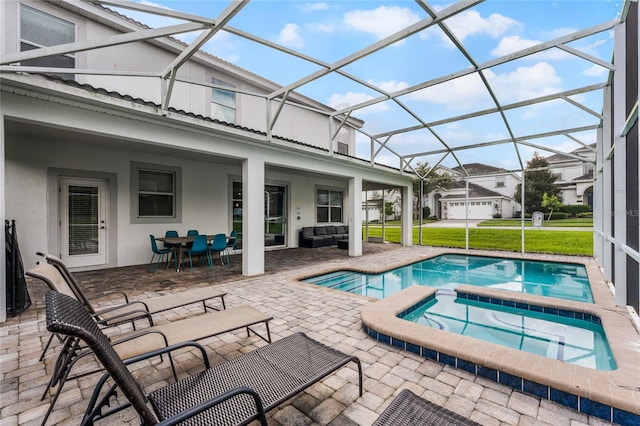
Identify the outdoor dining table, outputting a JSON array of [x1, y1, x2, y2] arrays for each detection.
[[156, 234, 224, 272]]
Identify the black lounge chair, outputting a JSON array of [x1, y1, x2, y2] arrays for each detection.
[[45, 291, 363, 426], [373, 389, 481, 426]]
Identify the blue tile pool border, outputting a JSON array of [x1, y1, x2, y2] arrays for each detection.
[[361, 291, 639, 426], [362, 322, 638, 425]]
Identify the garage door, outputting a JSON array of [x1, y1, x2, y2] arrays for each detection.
[[447, 202, 493, 219]]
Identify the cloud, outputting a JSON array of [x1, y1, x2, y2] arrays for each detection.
[[306, 22, 334, 33], [408, 73, 490, 110], [343, 6, 420, 40], [487, 62, 562, 102], [447, 11, 521, 41], [583, 64, 608, 77], [327, 91, 389, 115], [277, 23, 303, 48], [406, 62, 562, 110], [300, 3, 329, 13], [372, 79, 410, 93], [421, 10, 520, 45], [491, 35, 571, 60]]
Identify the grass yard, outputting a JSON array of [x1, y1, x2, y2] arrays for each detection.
[[477, 218, 593, 227], [363, 227, 593, 256]]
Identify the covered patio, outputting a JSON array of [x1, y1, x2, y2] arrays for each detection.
[[3, 243, 636, 425]]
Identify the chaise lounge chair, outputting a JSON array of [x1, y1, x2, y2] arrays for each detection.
[[28, 261, 271, 426], [46, 291, 363, 426], [372, 389, 481, 426], [27, 255, 227, 359]]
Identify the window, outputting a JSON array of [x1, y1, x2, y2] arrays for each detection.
[[584, 164, 595, 175], [495, 176, 506, 188], [20, 4, 75, 79], [130, 162, 181, 223], [211, 77, 236, 123], [316, 189, 343, 223], [337, 142, 348, 155]]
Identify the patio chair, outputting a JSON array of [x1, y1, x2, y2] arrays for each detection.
[[46, 291, 362, 426], [148, 234, 176, 272], [226, 229, 238, 263], [184, 234, 212, 272], [208, 233, 230, 266], [27, 254, 227, 354], [372, 389, 481, 426], [33, 268, 271, 426]]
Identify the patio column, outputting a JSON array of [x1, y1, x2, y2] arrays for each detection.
[[242, 156, 265, 276], [612, 20, 627, 306], [401, 184, 412, 246], [348, 175, 362, 257], [0, 113, 6, 323]]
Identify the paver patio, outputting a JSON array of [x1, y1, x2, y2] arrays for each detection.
[[1, 244, 626, 425]]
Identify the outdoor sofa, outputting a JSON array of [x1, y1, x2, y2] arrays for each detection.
[[299, 225, 349, 248]]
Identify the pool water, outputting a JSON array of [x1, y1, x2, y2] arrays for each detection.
[[402, 291, 615, 370], [303, 254, 593, 303]]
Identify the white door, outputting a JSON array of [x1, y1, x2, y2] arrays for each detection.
[[60, 177, 107, 268]]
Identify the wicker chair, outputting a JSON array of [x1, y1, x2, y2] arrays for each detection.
[[373, 389, 481, 426], [46, 291, 363, 426]]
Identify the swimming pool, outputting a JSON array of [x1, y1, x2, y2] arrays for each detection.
[[402, 290, 614, 370], [302, 254, 593, 303]]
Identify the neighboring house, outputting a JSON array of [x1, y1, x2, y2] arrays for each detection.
[[427, 164, 521, 220], [545, 144, 596, 209], [0, 0, 414, 281]]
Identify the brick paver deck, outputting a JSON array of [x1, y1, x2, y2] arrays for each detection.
[[1, 244, 625, 425]]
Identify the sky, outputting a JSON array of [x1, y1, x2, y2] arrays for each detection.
[[110, 0, 622, 172]]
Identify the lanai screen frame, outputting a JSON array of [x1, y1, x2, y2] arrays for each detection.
[[0, 0, 628, 254]]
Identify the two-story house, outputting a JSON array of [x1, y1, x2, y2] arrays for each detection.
[[546, 144, 596, 209], [427, 164, 521, 220], [1, 0, 415, 277]]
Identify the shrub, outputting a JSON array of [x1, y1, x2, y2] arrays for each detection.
[[548, 212, 569, 220], [492, 213, 503, 219], [422, 206, 431, 218], [577, 212, 593, 218], [558, 204, 591, 216]]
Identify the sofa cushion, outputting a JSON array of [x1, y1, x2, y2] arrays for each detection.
[[314, 227, 327, 235], [335, 225, 345, 234], [325, 226, 336, 235], [301, 227, 315, 238]]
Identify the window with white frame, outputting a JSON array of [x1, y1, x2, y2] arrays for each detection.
[[316, 188, 343, 223], [495, 176, 506, 188], [20, 4, 75, 79], [130, 162, 181, 223], [211, 77, 236, 123]]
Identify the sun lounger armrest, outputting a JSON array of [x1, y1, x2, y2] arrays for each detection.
[[88, 291, 130, 304], [155, 386, 268, 426], [92, 307, 154, 328], [121, 340, 211, 370]]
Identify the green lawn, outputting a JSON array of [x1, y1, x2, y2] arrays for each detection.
[[363, 227, 593, 256], [477, 218, 593, 227]]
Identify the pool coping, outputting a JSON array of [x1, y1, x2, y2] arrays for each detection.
[[293, 249, 640, 424], [361, 285, 640, 424]]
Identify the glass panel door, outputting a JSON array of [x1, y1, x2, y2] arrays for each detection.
[[232, 182, 287, 247], [265, 185, 286, 247], [60, 177, 107, 267]]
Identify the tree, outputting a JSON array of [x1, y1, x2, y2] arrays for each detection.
[[541, 192, 562, 221], [412, 162, 453, 220], [513, 152, 561, 214]]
